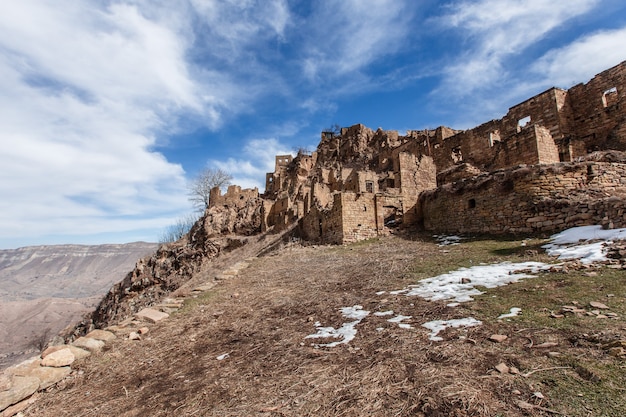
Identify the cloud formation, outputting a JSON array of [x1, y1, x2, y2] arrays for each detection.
[[0, 0, 623, 248], [438, 0, 599, 95]]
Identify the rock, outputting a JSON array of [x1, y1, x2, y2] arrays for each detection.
[[516, 400, 534, 411], [29, 366, 71, 390], [489, 334, 508, 343], [138, 327, 150, 335], [135, 308, 169, 323], [85, 329, 116, 342], [509, 366, 520, 375], [495, 363, 510, 374], [40, 349, 75, 368], [460, 278, 471, 284], [72, 337, 105, 353], [6, 358, 41, 378], [511, 389, 521, 395], [533, 342, 558, 349], [589, 301, 609, 309], [0, 375, 11, 393], [550, 312, 565, 318], [547, 351, 561, 358], [128, 332, 141, 341], [41, 345, 90, 361], [0, 376, 39, 412], [193, 283, 215, 292], [608, 347, 626, 357], [1, 392, 38, 417]]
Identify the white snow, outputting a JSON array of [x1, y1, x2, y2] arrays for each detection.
[[305, 305, 370, 348], [387, 314, 412, 323], [434, 234, 463, 246], [497, 307, 522, 319], [422, 317, 482, 341], [391, 261, 548, 303], [308, 226, 626, 346], [543, 225, 626, 264]]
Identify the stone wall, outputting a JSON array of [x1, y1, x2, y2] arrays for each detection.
[[420, 160, 626, 235], [340, 192, 378, 243], [209, 185, 259, 209], [566, 60, 626, 154]]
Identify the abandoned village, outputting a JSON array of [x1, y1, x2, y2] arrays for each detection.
[[206, 60, 626, 244]]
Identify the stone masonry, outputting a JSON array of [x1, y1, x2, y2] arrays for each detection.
[[209, 60, 626, 242]]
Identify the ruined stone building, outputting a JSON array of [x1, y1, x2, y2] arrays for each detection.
[[207, 60, 626, 243]]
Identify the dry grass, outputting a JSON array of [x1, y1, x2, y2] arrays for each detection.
[[24, 234, 626, 416]]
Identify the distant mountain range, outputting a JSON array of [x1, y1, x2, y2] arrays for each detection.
[[0, 242, 158, 369]]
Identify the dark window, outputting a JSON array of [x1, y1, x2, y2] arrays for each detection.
[[468, 198, 476, 209]]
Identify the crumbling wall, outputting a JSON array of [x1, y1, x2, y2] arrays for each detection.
[[420, 159, 626, 235], [203, 186, 264, 236], [566, 61, 626, 154], [340, 192, 378, 242]]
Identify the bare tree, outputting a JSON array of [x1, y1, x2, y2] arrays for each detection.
[[159, 213, 199, 244], [188, 168, 233, 210]]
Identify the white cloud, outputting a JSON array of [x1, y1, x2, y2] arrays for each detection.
[[0, 1, 214, 247], [532, 27, 626, 87], [300, 0, 416, 80], [209, 138, 294, 191], [438, 0, 599, 94]]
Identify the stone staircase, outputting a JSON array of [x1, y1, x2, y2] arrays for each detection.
[[0, 259, 252, 417]]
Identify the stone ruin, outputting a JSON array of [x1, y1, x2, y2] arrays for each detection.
[[206, 60, 626, 243]]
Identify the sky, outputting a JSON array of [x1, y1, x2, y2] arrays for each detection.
[[1, 0, 626, 249]]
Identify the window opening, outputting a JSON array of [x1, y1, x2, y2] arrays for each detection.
[[602, 87, 618, 107], [468, 198, 476, 209], [365, 181, 374, 193], [517, 116, 531, 131], [488, 130, 501, 147]]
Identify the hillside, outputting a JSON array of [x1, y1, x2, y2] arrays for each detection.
[[0, 243, 157, 369], [18, 233, 626, 416]]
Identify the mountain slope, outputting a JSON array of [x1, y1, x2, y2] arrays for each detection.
[[21, 235, 626, 416], [0, 242, 157, 369]]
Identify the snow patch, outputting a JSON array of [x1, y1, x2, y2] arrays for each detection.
[[434, 234, 463, 246], [543, 225, 626, 264], [305, 305, 370, 348], [391, 261, 548, 303], [498, 307, 522, 319], [422, 318, 482, 341]]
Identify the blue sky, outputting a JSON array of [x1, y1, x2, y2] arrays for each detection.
[[1, 0, 626, 249]]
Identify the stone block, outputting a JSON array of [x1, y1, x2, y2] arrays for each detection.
[[85, 329, 116, 342], [135, 308, 169, 323], [41, 349, 74, 368]]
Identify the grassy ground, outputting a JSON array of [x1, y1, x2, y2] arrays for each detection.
[[24, 233, 626, 416]]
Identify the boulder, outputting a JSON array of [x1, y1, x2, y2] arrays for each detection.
[[135, 308, 169, 323], [72, 337, 104, 353], [0, 376, 39, 412], [29, 366, 71, 390], [85, 329, 116, 342], [41, 349, 75, 368], [42, 345, 90, 361]]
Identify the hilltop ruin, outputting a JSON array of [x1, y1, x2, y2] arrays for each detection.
[[206, 60, 626, 243]]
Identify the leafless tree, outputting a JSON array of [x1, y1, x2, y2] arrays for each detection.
[[159, 213, 200, 244], [188, 168, 233, 211]]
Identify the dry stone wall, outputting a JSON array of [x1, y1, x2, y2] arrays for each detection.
[[420, 158, 626, 235]]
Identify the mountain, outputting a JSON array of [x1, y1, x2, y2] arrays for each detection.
[[0, 242, 157, 369]]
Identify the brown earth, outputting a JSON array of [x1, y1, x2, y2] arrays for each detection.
[[19, 234, 626, 416]]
